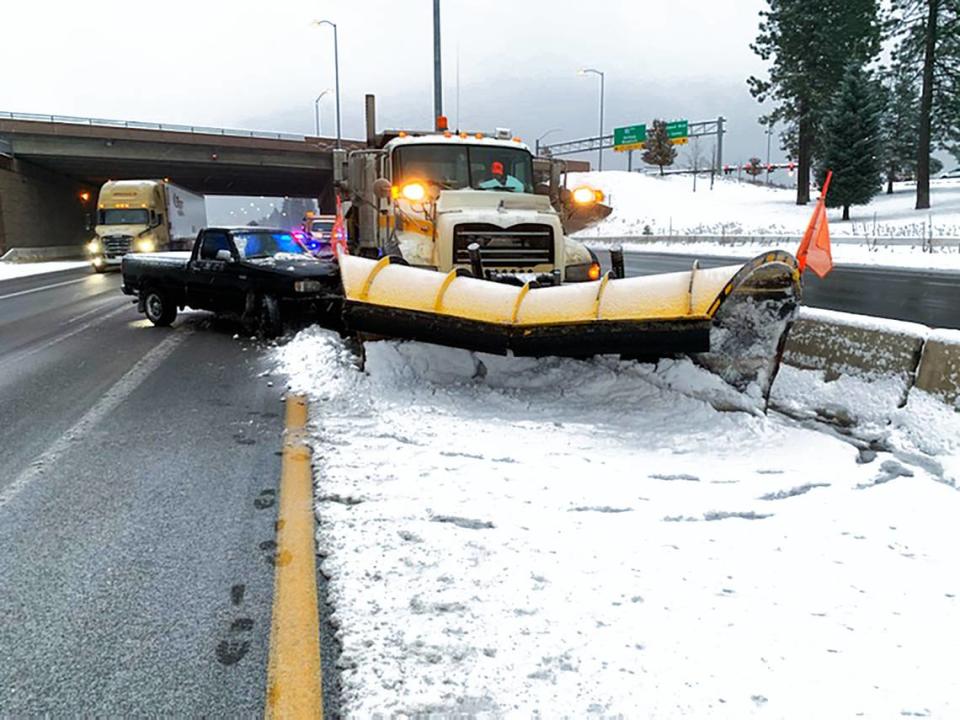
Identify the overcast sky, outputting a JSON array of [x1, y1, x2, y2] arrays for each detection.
[[3, 0, 785, 170]]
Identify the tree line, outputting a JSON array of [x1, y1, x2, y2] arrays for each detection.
[[748, 0, 960, 218]]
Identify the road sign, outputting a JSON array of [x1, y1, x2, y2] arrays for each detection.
[[613, 124, 645, 152], [665, 120, 689, 145], [613, 120, 689, 152]]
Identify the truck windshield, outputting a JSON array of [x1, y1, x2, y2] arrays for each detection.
[[100, 209, 149, 225], [232, 231, 308, 259], [393, 144, 534, 194]]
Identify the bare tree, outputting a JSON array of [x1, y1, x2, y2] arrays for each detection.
[[686, 137, 707, 192]]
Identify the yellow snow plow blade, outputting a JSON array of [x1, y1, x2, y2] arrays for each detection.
[[339, 251, 801, 392]]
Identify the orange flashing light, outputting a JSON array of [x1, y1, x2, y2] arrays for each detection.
[[475, 132, 484, 139], [443, 131, 452, 138], [78, 191, 90, 202], [398, 131, 408, 137], [436, 115, 449, 131], [512, 136, 522, 143], [459, 132, 468, 139], [588, 263, 602, 281]]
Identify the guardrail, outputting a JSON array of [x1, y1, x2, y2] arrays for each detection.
[[0, 111, 309, 142], [590, 234, 960, 248]]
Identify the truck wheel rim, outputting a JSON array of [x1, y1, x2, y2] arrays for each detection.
[[146, 294, 163, 320]]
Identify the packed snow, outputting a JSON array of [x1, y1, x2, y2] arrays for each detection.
[[0, 260, 89, 280], [274, 327, 960, 718]]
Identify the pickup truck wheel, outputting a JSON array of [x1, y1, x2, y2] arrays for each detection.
[[258, 294, 282, 339], [144, 289, 177, 327]]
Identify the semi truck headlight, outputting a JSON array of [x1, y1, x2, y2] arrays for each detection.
[[87, 239, 101, 253], [572, 186, 604, 205], [565, 261, 602, 283], [294, 280, 323, 293], [137, 239, 155, 252]]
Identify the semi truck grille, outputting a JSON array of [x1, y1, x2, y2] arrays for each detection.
[[453, 224, 554, 267], [104, 235, 132, 257]]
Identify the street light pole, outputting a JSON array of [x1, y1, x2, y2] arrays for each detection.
[[765, 120, 773, 187], [314, 89, 330, 136], [433, 0, 442, 127], [313, 20, 341, 148], [535, 127, 562, 157], [578, 68, 605, 171]]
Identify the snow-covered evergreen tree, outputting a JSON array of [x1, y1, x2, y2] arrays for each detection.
[[749, 0, 882, 205], [815, 63, 884, 220], [641, 120, 677, 176]]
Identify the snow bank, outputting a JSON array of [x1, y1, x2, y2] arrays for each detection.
[[570, 171, 960, 239], [0, 260, 89, 280], [275, 329, 960, 717]]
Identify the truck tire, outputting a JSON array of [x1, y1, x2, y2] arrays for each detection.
[[143, 288, 177, 327], [258, 294, 282, 339], [93, 263, 107, 274]]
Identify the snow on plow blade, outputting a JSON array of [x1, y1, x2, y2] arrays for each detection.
[[339, 251, 801, 394]]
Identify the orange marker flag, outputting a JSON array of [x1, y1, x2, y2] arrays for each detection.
[[796, 170, 834, 278]]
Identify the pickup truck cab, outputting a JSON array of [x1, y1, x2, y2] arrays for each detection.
[[121, 226, 340, 336]]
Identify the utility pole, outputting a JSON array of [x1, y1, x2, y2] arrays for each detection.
[[312, 21, 341, 148], [578, 69, 605, 171], [433, 0, 443, 128]]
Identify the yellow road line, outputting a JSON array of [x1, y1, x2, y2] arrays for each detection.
[[265, 395, 323, 719]]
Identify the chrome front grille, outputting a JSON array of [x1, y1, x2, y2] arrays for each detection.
[[453, 223, 554, 267], [103, 235, 132, 257]]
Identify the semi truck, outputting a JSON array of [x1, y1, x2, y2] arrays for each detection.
[[87, 180, 206, 272]]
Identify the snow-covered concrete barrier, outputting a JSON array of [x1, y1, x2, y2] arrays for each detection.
[[771, 309, 929, 427], [915, 329, 960, 406]]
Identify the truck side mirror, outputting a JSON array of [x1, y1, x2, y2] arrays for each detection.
[[373, 178, 392, 199], [215, 249, 234, 262]]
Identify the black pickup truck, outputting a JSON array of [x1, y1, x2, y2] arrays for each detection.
[[121, 226, 341, 336]]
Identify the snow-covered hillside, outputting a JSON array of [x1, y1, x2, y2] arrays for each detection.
[[569, 172, 960, 239]]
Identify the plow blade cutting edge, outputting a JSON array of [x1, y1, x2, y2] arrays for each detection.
[[338, 251, 802, 396]]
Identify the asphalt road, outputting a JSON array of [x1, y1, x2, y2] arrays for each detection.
[[597, 250, 960, 329], [0, 267, 337, 716]]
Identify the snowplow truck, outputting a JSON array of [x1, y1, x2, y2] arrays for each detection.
[[332, 120, 802, 398]]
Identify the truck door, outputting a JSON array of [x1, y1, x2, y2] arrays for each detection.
[[187, 231, 242, 312]]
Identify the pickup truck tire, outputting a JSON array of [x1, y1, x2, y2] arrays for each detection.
[[143, 288, 178, 327], [258, 294, 282, 339]]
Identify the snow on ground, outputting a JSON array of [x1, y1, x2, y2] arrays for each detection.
[[0, 260, 89, 280], [275, 328, 960, 718], [570, 172, 960, 239]]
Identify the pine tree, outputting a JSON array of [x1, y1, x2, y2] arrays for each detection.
[[815, 63, 884, 220], [744, 157, 765, 181], [749, 0, 882, 205], [889, 0, 960, 209], [880, 55, 920, 194], [641, 120, 677, 175]]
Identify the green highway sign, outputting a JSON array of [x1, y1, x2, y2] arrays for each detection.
[[614, 123, 646, 152], [614, 119, 690, 151]]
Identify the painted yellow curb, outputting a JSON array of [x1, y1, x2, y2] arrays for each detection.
[[265, 395, 323, 719]]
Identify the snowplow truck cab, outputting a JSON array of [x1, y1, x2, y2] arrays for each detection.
[[338, 131, 601, 284]]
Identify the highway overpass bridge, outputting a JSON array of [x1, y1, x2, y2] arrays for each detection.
[[0, 112, 364, 255]]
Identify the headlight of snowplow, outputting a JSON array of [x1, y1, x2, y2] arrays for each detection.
[[571, 186, 604, 205], [392, 181, 427, 202], [564, 261, 602, 283], [87, 239, 101, 254], [294, 280, 324, 293], [136, 239, 155, 253]]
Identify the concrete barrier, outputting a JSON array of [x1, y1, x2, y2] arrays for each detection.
[[914, 329, 960, 406], [782, 308, 928, 381], [0, 245, 84, 262]]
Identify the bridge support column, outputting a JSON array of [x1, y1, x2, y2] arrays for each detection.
[[0, 157, 98, 257]]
